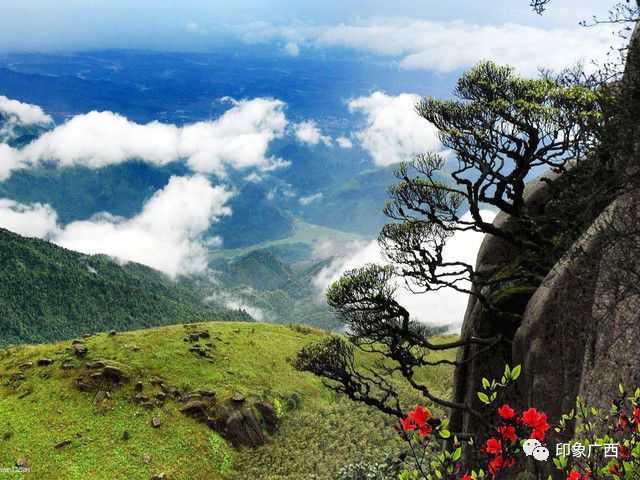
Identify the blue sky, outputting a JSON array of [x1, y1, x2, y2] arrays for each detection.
[[0, 0, 611, 53]]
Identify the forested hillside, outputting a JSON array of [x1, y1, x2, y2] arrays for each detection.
[[0, 228, 251, 345]]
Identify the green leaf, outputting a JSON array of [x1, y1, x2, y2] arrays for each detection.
[[477, 392, 489, 404], [440, 429, 451, 439], [452, 448, 462, 461], [511, 365, 521, 380], [482, 378, 490, 389]]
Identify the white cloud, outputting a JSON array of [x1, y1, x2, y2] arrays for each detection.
[[0, 95, 52, 125], [186, 22, 208, 35], [283, 41, 300, 57], [244, 172, 263, 183], [0, 199, 59, 238], [240, 18, 614, 75], [336, 136, 353, 149], [299, 192, 323, 205], [0, 144, 24, 180], [1, 97, 289, 178], [206, 291, 265, 321], [348, 91, 440, 166], [294, 120, 332, 147], [313, 210, 497, 331], [0, 176, 233, 277]]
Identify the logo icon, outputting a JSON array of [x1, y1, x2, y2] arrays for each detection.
[[523, 439, 549, 461]]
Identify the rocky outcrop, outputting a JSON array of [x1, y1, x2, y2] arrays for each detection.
[[452, 20, 640, 464], [577, 190, 640, 409], [449, 169, 564, 440]]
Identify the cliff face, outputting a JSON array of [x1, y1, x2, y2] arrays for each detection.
[[451, 17, 640, 475]]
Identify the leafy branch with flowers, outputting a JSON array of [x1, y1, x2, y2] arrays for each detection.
[[393, 365, 640, 480]]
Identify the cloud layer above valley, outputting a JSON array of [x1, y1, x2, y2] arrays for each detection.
[[0, 97, 289, 181], [241, 18, 615, 75], [313, 210, 497, 331], [0, 175, 232, 277]]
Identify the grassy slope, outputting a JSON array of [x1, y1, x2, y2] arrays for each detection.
[[0, 322, 456, 480]]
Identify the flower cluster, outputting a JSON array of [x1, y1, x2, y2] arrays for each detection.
[[398, 405, 433, 438], [481, 404, 549, 478], [394, 366, 640, 480]]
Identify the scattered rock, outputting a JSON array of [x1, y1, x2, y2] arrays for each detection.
[[188, 333, 200, 342], [182, 393, 205, 403], [10, 373, 25, 381], [223, 407, 265, 448], [93, 390, 111, 405], [75, 380, 91, 392], [37, 358, 53, 366], [108, 330, 117, 336], [61, 362, 75, 370], [231, 392, 245, 404], [198, 390, 215, 398], [73, 344, 88, 357], [143, 454, 151, 464], [134, 382, 144, 392], [151, 416, 161, 428], [206, 417, 218, 430], [155, 392, 167, 402], [71, 339, 84, 345], [89, 372, 104, 382], [150, 377, 165, 386], [54, 439, 72, 449], [160, 384, 180, 398], [87, 361, 107, 369], [134, 395, 150, 404], [15, 458, 30, 470], [142, 401, 154, 410], [199, 331, 211, 339], [257, 402, 278, 434], [18, 362, 33, 370], [150, 473, 167, 480], [189, 345, 209, 357], [82, 333, 92, 339], [102, 366, 128, 383], [179, 400, 207, 419]]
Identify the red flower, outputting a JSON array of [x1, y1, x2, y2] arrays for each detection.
[[619, 444, 630, 460], [633, 407, 640, 425], [567, 471, 581, 480], [485, 437, 502, 454], [522, 408, 548, 440], [609, 463, 620, 477], [418, 423, 433, 437], [498, 425, 517, 443], [399, 415, 415, 432], [498, 404, 516, 420], [584, 470, 591, 480], [618, 412, 630, 430], [488, 454, 514, 477], [462, 475, 472, 480], [522, 408, 543, 427], [410, 405, 430, 426]]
